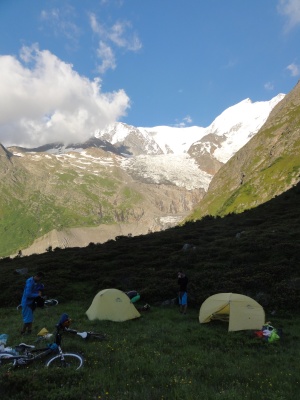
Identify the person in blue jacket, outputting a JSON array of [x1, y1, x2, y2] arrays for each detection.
[[20, 272, 45, 335], [177, 271, 188, 315]]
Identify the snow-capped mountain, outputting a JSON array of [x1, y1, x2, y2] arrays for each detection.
[[2, 92, 287, 257], [94, 123, 206, 156], [95, 93, 284, 160], [92, 93, 285, 184], [192, 93, 285, 164], [189, 80, 300, 220], [94, 124, 164, 156], [16, 93, 285, 191], [14, 93, 285, 191]]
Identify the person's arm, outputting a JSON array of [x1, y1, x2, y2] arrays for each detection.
[[24, 279, 40, 300]]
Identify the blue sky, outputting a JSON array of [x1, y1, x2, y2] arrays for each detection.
[[0, 0, 300, 147]]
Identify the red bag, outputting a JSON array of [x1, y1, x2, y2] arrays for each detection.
[[254, 330, 264, 338]]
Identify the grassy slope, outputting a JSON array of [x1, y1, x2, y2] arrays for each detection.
[[0, 164, 143, 257], [0, 303, 300, 399], [1, 182, 300, 399], [0, 181, 299, 312]]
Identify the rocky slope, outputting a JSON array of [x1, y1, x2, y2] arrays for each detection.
[[189, 81, 300, 220], [1, 146, 204, 257]]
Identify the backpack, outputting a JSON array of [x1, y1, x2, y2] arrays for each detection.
[[30, 296, 45, 311]]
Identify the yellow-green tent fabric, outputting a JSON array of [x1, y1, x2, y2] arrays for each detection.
[[86, 288, 141, 322], [199, 293, 265, 331]]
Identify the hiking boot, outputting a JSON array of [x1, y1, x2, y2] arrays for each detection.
[[27, 323, 32, 333], [20, 323, 32, 335]]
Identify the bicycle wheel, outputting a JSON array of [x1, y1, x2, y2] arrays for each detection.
[[0, 353, 15, 367], [45, 352, 83, 370]]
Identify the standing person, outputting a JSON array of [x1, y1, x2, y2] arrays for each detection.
[[20, 272, 45, 335], [177, 271, 188, 314]]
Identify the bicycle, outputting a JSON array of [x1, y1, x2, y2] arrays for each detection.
[[63, 327, 107, 341], [0, 323, 84, 370], [55, 313, 107, 342]]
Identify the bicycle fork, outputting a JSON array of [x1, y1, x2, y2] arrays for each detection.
[[57, 346, 68, 367]]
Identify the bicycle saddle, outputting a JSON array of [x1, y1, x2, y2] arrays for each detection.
[[15, 343, 35, 352]]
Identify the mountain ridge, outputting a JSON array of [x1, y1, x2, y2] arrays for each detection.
[[0, 93, 286, 257], [188, 81, 300, 220]]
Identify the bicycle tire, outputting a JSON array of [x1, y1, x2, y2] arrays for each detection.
[[45, 352, 83, 370], [1, 354, 31, 369], [0, 352, 15, 366]]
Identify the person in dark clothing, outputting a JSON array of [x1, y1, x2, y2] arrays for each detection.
[[20, 272, 45, 335], [177, 271, 188, 314]]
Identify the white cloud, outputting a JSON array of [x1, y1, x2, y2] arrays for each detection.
[[40, 6, 81, 41], [277, 0, 300, 31], [89, 13, 142, 73], [0, 45, 130, 147], [108, 21, 142, 51], [174, 115, 193, 128], [286, 62, 300, 76], [89, 13, 104, 35], [96, 41, 116, 74], [264, 81, 274, 90]]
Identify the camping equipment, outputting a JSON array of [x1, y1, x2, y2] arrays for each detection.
[[199, 293, 265, 332], [86, 288, 141, 322]]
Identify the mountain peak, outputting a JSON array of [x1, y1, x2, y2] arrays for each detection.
[[189, 83, 299, 220]]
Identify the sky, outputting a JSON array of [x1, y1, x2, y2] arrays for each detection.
[[0, 0, 300, 147]]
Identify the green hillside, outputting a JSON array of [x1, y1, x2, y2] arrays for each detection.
[[188, 81, 300, 221], [0, 151, 144, 257], [1, 180, 299, 312]]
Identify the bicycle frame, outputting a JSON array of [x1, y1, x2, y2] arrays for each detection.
[[1, 324, 84, 370], [63, 327, 88, 339], [63, 327, 106, 340], [1, 326, 63, 367], [0, 346, 52, 367]]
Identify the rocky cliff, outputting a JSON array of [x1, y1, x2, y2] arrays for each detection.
[[189, 81, 300, 219]]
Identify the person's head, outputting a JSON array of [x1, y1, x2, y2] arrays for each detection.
[[178, 271, 184, 278], [33, 272, 45, 282]]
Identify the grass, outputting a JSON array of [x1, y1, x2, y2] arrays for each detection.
[[0, 181, 299, 312], [0, 180, 299, 398], [0, 302, 300, 400]]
